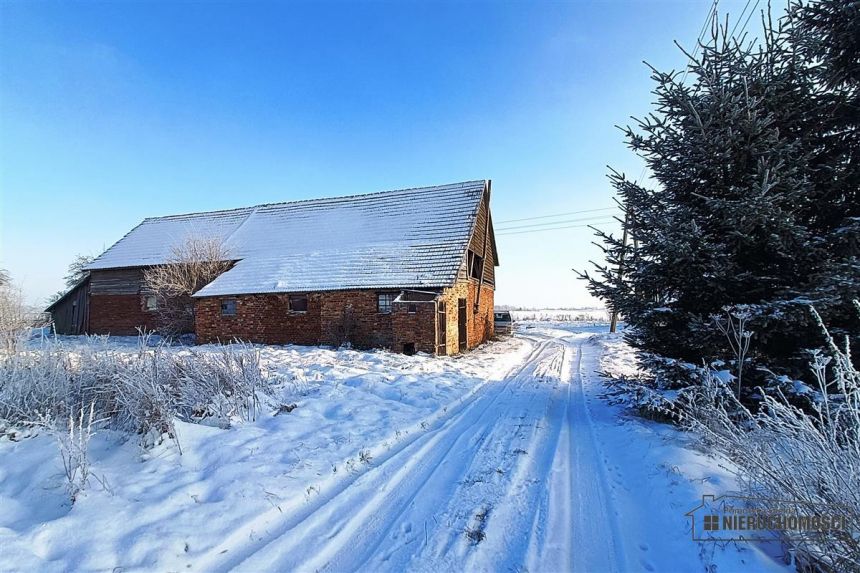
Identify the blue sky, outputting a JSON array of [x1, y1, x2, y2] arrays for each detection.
[[0, 0, 747, 308]]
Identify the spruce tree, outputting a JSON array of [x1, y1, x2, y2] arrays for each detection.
[[582, 1, 859, 388]]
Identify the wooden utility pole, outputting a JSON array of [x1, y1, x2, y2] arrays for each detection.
[[609, 207, 630, 333]]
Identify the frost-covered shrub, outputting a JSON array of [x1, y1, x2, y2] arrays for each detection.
[[54, 403, 97, 502], [173, 342, 265, 424], [0, 286, 31, 353], [0, 334, 272, 446], [599, 353, 720, 422], [680, 308, 860, 572]]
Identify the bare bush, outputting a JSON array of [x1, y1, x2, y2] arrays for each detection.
[[143, 236, 233, 337], [680, 306, 860, 571], [327, 304, 357, 348], [0, 335, 272, 449], [0, 340, 76, 423], [713, 307, 753, 397], [0, 274, 30, 352]]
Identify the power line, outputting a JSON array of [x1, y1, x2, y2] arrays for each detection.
[[496, 215, 616, 232], [737, 0, 761, 39], [494, 206, 615, 225], [694, 0, 719, 55], [496, 221, 617, 237], [681, 0, 719, 84], [729, 0, 753, 39]]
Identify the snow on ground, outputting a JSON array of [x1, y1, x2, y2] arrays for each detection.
[[0, 326, 792, 572], [509, 307, 609, 322]]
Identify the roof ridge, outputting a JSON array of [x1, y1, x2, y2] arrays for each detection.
[[144, 180, 486, 222]]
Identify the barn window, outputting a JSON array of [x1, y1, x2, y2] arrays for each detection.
[[289, 294, 308, 312], [407, 303, 418, 314], [221, 299, 237, 316], [378, 293, 395, 314], [468, 250, 484, 280], [144, 295, 158, 311]]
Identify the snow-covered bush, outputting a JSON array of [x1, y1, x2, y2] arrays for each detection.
[[0, 280, 31, 352], [55, 403, 97, 502], [0, 334, 272, 447], [172, 342, 265, 424], [680, 308, 860, 571]]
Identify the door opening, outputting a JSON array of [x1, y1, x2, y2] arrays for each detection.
[[457, 298, 467, 352], [436, 301, 447, 355]]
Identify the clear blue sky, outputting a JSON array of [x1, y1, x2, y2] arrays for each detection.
[[0, 0, 748, 308]]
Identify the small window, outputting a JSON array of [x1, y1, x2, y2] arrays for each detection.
[[144, 295, 158, 311], [378, 293, 395, 314], [221, 298, 237, 316], [407, 303, 418, 314], [402, 342, 416, 356], [468, 250, 484, 280], [289, 294, 308, 312]]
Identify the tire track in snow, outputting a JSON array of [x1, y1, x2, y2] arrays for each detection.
[[526, 337, 628, 572], [468, 343, 573, 573], [396, 343, 570, 573], [235, 341, 565, 572], [197, 334, 630, 573], [193, 338, 552, 572]]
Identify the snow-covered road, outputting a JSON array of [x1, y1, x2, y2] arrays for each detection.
[[195, 330, 634, 572]]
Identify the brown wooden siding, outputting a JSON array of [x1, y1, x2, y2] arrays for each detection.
[[89, 268, 148, 295], [457, 190, 497, 286], [48, 278, 90, 335]]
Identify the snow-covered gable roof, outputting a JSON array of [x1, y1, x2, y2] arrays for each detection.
[[86, 180, 489, 296]]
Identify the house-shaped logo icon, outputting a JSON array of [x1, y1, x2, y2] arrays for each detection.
[[686, 494, 733, 541]]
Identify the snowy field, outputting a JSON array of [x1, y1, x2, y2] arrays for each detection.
[[0, 325, 791, 572], [509, 307, 610, 322]]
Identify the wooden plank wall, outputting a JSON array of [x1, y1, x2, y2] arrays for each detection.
[[89, 268, 148, 295], [50, 278, 90, 335], [458, 193, 496, 285]]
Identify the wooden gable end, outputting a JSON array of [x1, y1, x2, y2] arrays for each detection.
[[457, 183, 497, 287]]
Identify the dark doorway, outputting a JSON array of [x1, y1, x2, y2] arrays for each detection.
[[402, 342, 416, 356], [458, 298, 467, 352], [436, 301, 447, 355]]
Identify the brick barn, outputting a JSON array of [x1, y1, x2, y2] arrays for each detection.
[[47, 180, 498, 355]]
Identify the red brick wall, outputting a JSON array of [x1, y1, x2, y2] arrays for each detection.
[[469, 282, 495, 348], [88, 286, 489, 355], [195, 294, 322, 345], [319, 290, 396, 349], [392, 302, 437, 354], [195, 290, 443, 353], [439, 281, 494, 354], [88, 294, 158, 335], [87, 284, 492, 355]]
